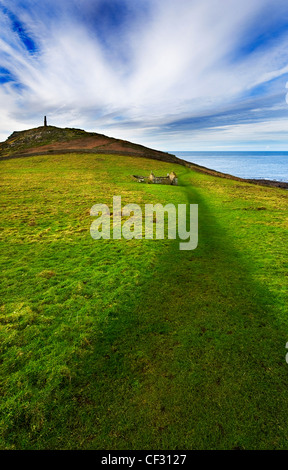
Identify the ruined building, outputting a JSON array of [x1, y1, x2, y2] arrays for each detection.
[[133, 171, 178, 185]]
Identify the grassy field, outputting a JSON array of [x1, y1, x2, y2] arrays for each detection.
[[0, 152, 287, 450]]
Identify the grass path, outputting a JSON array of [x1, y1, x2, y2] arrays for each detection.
[[67, 170, 288, 450], [0, 154, 287, 449]]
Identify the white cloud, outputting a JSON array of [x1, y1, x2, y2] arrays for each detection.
[[0, 0, 288, 148]]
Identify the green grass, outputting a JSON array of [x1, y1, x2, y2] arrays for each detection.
[[0, 153, 287, 449]]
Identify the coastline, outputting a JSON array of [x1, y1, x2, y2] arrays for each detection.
[[173, 156, 288, 189]]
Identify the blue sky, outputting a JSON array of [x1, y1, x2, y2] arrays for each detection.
[[1, 0, 288, 150]]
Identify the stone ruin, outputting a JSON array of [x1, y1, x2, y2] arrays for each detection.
[[132, 171, 178, 186]]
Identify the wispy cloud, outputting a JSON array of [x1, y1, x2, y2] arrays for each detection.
[[0, 0, 288, 149]]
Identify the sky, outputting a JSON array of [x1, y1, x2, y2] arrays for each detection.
[[1, 0, 288, 151]]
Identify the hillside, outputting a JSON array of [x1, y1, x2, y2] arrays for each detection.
[[1, 125, 287, 189], [0, 151, 287, 449], [0, 125, 179, 164]]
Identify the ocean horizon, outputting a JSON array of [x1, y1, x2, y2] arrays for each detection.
[[171, 151, 288, 183]]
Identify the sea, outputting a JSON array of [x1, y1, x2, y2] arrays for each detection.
[[172, 151, 288, 183]]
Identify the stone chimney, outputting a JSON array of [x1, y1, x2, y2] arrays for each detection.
[[148, 172, 155, 183], [44, 116, 47, 127]]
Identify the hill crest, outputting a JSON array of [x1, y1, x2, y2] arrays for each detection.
[[0, 125, 179, 164]]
